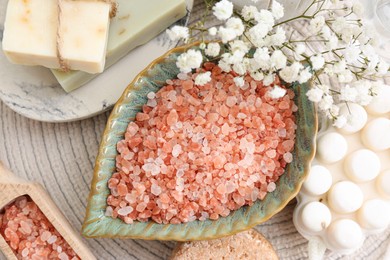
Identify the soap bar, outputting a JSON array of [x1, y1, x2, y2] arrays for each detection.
[[301, 202, 332, 233], [358, 199, 390, 230], [2, 0, 59, 68], [51, 0, 187, 92], [2, 0, 111, 74], [361, 117, 390, 151], [327, 219, 363, 250], [58, 0, 111, 73], [328, 181, 363, 214], [302, 165, 332, 196], [317, 133, 348, 164], [344, 149, 380, 182], [337, 103, 367, 134]]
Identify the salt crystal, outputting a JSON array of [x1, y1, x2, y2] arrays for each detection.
[[188, 152, 196, 160], [176, 169, 185, 177], [150, 163, 161, 176], [177, 73, 189, 80], [136, 203, 147, 212], [151, 184, 162, 196], [47, 235, 57, 244], [267, 182, 276, 192], [118, 206, 134, 216], [22, 248, 29, 257], [226, 96, 237, 107], [57, 246, 63, 253], [59, 252, 69, 260], [247, 142, 255, 154], [105, 206, 113, 217], [278, 128, 287, 137], [283, 152, 293, 163], [147, 92, 156, 99], [237, 113, 247, 119], [172, 144, 182, 157], [147, 99, 157, 107], [202, 146, 211, 154]]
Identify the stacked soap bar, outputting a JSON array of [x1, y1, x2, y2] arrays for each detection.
[[293, 85, 390, 255], [2, 0, 112, 74], [51, 0, 187, 92]]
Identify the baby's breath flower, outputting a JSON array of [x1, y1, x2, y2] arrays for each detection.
[[318, 95, 334, 111], [270, 27, 286, 46], [195, 72, 212, 86], [241, 5, 258, 21], [250, 71, 264, 81], [310, 55, 325, 71], [248, 23, 271, 44], [377, 60, 390, 75], [352, 2, 364, 16], [263, 73, 275, 86], [218, 59, 231, 72], [271, 1, 284, 20], [309, 16, 325, 34], [332, 16, 348, 33], [333, 115, 347, 128], [344, 44, 361, 64], [166, 26, 189, 41], [218, 27, 237, 43], [340, 85, 358, 102], [213, 0, 234, 20], [279, 62, 302, 83], [226, 17, 245, 37], [268, 85, 286, 99], [208, 27, 217, 36], [233, 62, 247, 75], [298, 67, 313, 84], [234, 76, 245, 87], [229, 40, 250, 53], [306, 87, 324, 102], [270, 50, 287, 70], [205, 42, 221, 57], [294, 43, 306, 54], [176, 49, 203, 73], [254, 10, 275, 29]]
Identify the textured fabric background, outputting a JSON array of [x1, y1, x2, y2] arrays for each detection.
[[1, 1, 390, 259]]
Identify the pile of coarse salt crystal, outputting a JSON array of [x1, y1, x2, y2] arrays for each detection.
[[106, 62, 297, 224], [0, 196, 79, 260]]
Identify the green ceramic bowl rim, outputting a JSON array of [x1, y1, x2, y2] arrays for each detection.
[[82, 42, 318, 241]]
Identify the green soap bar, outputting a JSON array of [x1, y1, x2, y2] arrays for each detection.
[[51, 0, 186, 92]]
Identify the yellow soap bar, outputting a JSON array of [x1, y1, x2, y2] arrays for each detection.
[[2, 0, 59, 68], [2, 0, 111, 74], [51, 0, 187, 92]]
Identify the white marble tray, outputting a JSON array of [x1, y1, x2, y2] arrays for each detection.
[[0, 0, 193, 122]]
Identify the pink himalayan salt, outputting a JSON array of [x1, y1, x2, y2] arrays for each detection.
[[0, 196, 79, 260], [108, 62, 296, 224]]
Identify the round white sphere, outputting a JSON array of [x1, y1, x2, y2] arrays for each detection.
[[337, 103, 368, 134], [361, 118, 390, 151], [303, 165, 333, 196], [301, 201, 332, 233], [344, 149, 381, 182], [358, 199, 390, 230], [366, 84, 390, 115], [327, 219, 363, 250], [317, 133, 348, 164], [328, 181, 364, 213], [377, 170, 390, 199]]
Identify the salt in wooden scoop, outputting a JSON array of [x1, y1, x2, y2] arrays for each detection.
[[0, 162, 95, 259]]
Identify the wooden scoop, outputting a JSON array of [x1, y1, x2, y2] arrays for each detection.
[[0, 162, 96, 260]]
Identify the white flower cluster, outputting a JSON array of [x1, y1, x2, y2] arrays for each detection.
[[167, 0, 390, 125]]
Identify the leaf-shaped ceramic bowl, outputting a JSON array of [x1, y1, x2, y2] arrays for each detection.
[[82, 43, 318, 241]]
